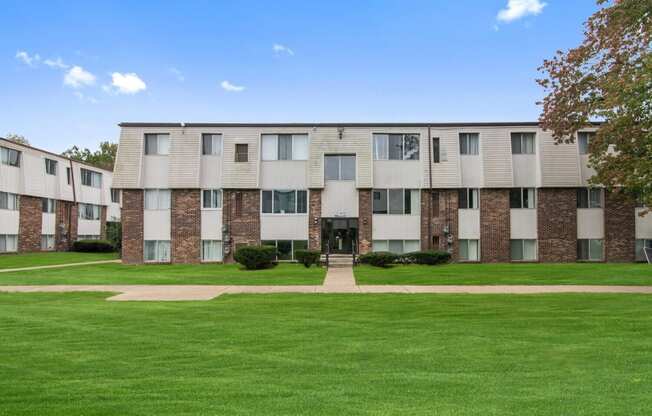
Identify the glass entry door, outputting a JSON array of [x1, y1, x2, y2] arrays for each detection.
[[321, 218, 358, 254]]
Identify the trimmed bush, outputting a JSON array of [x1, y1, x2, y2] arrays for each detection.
[[294, 250, 321, 268], [72, 239, 115, 253], [402, 250, 451, 265], [358, 251, 397, 268], [234, 245, 277, 270]]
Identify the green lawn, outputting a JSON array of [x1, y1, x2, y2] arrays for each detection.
[[0, 252, 119, 270], [1, 293, 651, 415], [0, 262, 325, 285], [355, 263, 652, 285]]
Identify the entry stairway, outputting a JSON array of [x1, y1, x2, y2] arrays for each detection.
[[321, 253, 354, 268]]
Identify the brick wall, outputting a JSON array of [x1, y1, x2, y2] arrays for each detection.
[[480, 189, 511, 262], [358, 189, 372, 254], [420, 189, 459, 259], [223, 189, 260, 263], [605, 190, 636, 262], [538, 188, 577, 262], [55, 200, 77, 251], [309, 189, 322, 251], [18, 195, 42, 252], [121, 189, 144, 264], [171, 189, 201, 263]]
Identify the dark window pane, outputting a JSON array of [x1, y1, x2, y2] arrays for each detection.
[[577, 188, 589, 208], [373, 189, 388, 214], [432, 191, 440, 217], [403, 135, 419, 160], [432, 138, 440, 163], [458, 189, 468, 209], [340, 156, 355, 180], [262, 191, 273, 213], [510, 189, 522, 208], [235, 144, 248, 162], [511, 133, 522, 154], [522, 188, 531, 208], [202, 134, 212, 155], [324, 156, 339, 180], [510, 240, 523, 260], [577, 239, 589, 260], [459, 134, 467, 154], [274, 190, 295, 214], [278, 134, 292, 160], [277, 240, 292, 260], [203, 190, 211, 208], [388, 134, 403, 160], [388, 189, 403, 214], [296, 191, 307, 213], [404, 189, 412, 214], [469, 189, 476, 209]]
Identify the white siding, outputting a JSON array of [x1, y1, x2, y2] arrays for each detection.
[[635, 209, 652, 239], [460, 156, 483, 187], [510, 209, 537, 239], [112, 127, 144, 188], [169, 129, 201, 188], [143, 156, 170, 188], [425, 128, 461, 188], [579, 154, 596, 186], [42, 213, 56, 235], [200, 156, 223, 188], [481, 128, 513, 187], [322, 181, 358, 217], [144, 210, 171, 240], [309, 127, 373, 188], [201, 210, 223, 240], [577, 209, 604, 239], [78, 219, 101, 236], [372, 215, 420, 240], [260, 215, 309, 240], [0, 210, 19, 234], [260, 161, 308, 189], [539, 129, 581, 187], [512, 155, 538, 187], [458, 209, 480, 239], [0, 163, 21, 194], [373, 161, 422, 188]]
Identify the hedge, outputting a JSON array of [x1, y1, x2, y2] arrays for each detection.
[[358, 252, 397, 267], [71, 239, 115, 253], [294, 250, 321, 268], [401, 250, 451, 265], [234, 245, 277, 270]]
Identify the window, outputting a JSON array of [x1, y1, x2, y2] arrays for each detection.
[[0, 235, 18, 252], [202, 134, 222, 156], [261, 190, 307, 214], [235, 143, 248, 162], [77, 235, 101, 241], [511, 132, 535, 154], [45, 158, 57, 175], [0, 147, 21, 167], [372, 240, 420, 254], [578, 132, 595, 155], [0, 192, 19, 210], [261, 240, 308, 261], [111, 189, 121, 203], [432, 137, 440, 163], [144, 240, 171, 262], [66, 167, 72, 185], [459, 133, 479, 155], [372, 134, 419, 160], [577, 239, 603, 261], [510, 239, 537, 261], [510, 188, 536, 209], [81, 168, 102, 188], [78, 203, 101, 220], [577, 188, 603, 208], [458, 188, 479, 209], [459, 239, 480, 261], [41, 235, 55, 251], [261, 134, 309, 161], [202, 189, 222, 209], [372, 189, 419, 215], [202, 240, 223, 262], [144, 133, 170, 155], [42, 198, 55, 213], [635, 239, 652, 262], [324, 155, 355, 180], [144, 189, 171, 210], [431, 191, 440, 217]]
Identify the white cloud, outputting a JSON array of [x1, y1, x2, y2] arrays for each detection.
[[273, 44, 294, 56], [170, 67, 185, 82], [106, 72, 147, 94], [15, 51, 40, 66], [44, 57, 68, 69], [220, 80, 245, 92], [497, 0, 546, 23], [64, 66, 96, 88]]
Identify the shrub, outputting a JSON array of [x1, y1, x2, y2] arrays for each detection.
[[234, 245, 277, 270], [72, 239, 115, 253], [402, 250, 451, 265], [106, 221, 122, 251], [358, 251, 397, 267], [294, 250, 321, 268]]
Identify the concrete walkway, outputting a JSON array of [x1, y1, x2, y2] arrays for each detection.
[[0, 259, 121, 273], [2, 262, 652, 301]]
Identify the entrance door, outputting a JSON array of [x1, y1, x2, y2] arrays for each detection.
[[321, 218, 358, 254]]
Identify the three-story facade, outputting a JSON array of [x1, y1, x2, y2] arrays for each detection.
[[112, 123, 652, 264]]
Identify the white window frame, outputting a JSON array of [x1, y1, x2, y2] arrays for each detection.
[[144, 189, 171, 210], [45, 158, 58, 175], [511, 132, 536, 155], [459, 133, 480, 155], [324, 155, 356, 181], [77, 235, 101, 241], [459, 239, 480, 261], [201, 134, 223, 156], [510, 239, 537, 261], [0, 192, 19, 211], [202, 189, 223, 209], [577, 188, 603, 209], [42, 198, 56, 214], [78, 203, 101, 220], [0, 234, 18, 253], [261, 134, 309, 161], [635, 239, 652, 262], [111, 189, 121, 204], [144, 133, 170, 156], [372, 239, 420, 254], [41, 234, 55, 251], [510, 188, 536, 209], [261, 190, 308, 214], [459, 188, 479, 210], [577, 239, 603, 261], [144, 240, 171, 263], [372, 133, 420, 161], [80, 168, 102, 188], [261, 240, 308, 261], [201, 240, 224, 262], [372, 189, 419, 215], [0, 147, 21, 167], [578, 132, 595, 155]]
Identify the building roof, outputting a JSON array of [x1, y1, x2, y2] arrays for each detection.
[[119, 121, 603, 128]]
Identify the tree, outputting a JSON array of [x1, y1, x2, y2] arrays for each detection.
[[5, 133, 29, 145], [62, 141, 117, 171], [537, 0, 651, 208]]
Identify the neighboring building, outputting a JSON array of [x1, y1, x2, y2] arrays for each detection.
[[0, 138, 120, 253], [111, 122, 652, 264]]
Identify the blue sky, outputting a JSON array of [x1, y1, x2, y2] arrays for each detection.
[[1, 0, 599, 152]]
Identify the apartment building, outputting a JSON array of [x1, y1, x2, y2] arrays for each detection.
[[111, 122, 652, 264], [0, 138, 120, 253]]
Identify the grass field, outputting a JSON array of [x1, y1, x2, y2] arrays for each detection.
[[0, 252, 119, 269], [354, 263, 652, 285], [1, 292, 651, 415], [0, 262, 325, 285]]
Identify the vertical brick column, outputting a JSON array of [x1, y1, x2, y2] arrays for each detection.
[[55, 200, 77, 251], [222, 189, 260, 263], [538, 188, 577, 262], [171, 189, 201, 263], [100, 206, 108, 240], [480, 189, 511, 262], [18, 195, 43, 252], [604, 190, 636, 262], [121, 189, 144, 264], [420, 189, 459, 259], [358, 189, 373, 254], [308, 189, 322, 251]]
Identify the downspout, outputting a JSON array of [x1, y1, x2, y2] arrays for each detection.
[[427, 125, 433, 250], [68, 159, 77, 249]]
